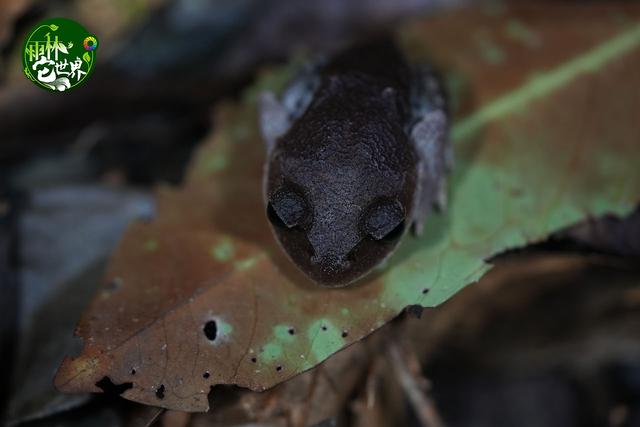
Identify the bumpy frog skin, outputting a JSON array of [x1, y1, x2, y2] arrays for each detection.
[[259, 38, 451, 287]]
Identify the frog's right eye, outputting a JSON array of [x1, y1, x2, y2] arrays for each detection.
[[267, 188, 310, 229], [361, 198, 405, 242]]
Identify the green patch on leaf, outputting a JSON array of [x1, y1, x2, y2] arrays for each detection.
[[211, 237, 234, 262], [306, 319, 344, 364], [144, 239, 158, 252]]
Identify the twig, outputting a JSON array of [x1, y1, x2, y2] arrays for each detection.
[[387, 343, 445, 427], [364, 357, 380, 410], [143, 407, 165, 427]]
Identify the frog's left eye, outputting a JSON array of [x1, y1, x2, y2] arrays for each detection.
[[267, 187, 310, 229], [361, 199, 405, 241]]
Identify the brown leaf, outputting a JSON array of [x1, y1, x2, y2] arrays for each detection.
[[55, 3, 640, 411]]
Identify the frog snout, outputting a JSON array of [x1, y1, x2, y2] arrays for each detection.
[[310, 252, 351, 272]]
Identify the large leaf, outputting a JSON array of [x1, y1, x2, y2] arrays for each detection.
[[55, 5, 640, 411]]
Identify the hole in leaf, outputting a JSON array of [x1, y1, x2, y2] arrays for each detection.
[[203, 320, 217, 341], [288, 327, 295, 335], [95, 376, 133, 395], [130, 369, 136, 375], [156, 384, 165, 399], [342, 330, 348, 338], [251, 357, 257, 363], [203, 371, 210, 379], [276, 365, 282, 372], [422, 288, 429, 294], [321, 325, 327, 331]]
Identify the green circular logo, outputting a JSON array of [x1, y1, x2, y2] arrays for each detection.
[[23, 18, 99, 92]]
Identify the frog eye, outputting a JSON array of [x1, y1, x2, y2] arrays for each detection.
[[362, 199, 405, 241], [267, 188, 310, 229]]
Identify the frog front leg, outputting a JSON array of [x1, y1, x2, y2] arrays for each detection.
[[409, 67, 452, 236], [258, 60, 322, 154]]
